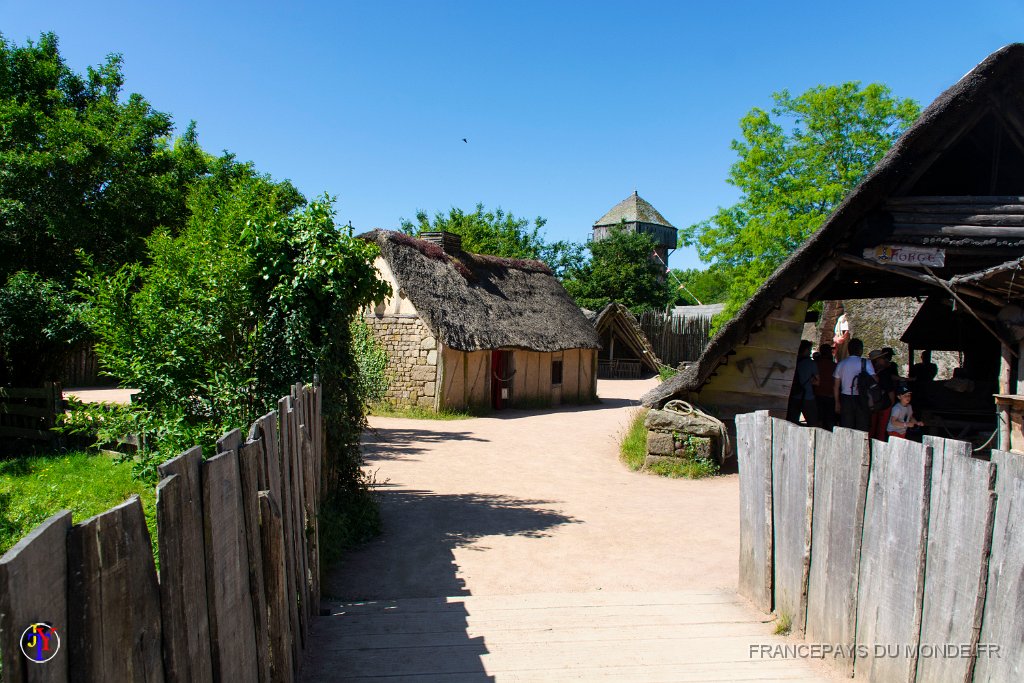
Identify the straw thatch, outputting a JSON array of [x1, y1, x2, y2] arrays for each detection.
[[363, 230, 600, 353], [594, 191, 675, 228], [643, 43, 1024, 408], [592, 302, 661, 372]]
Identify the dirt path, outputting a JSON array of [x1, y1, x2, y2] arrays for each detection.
[[303, 379, 834, 681]]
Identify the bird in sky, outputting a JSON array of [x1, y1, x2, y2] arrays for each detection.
[[462, 138, 468, 143]]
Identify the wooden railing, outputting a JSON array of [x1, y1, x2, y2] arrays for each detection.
[[736, 411, 1022, 681], [0, 382, 322, 682]]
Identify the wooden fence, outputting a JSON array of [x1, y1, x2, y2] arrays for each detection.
[[637, 311, 713, 366], [737, 411, 1022, 682], [58, 343, 112, 387], [0, 382, 63, 447], [0, 382, 322, 682]]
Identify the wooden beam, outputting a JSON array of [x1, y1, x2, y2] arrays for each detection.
[[891, 223, 1024, 237], [885, 196, 1024, 207], [836, 253, 1005, 307], [793, 259, 837, 300], [923, 264, 1016, 357]]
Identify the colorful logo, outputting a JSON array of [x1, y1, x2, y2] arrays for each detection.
[[20, 622, 60, 663]]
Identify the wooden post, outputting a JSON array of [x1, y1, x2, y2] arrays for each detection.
[[239, 439, 272, 683], [0, 510, 71, 682], [67, 497, 164, 682], [259, 491, 294, 683], [1000, 342, 1013, 450]]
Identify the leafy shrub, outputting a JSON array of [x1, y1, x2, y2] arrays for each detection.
[[0, 272, 88, 385], [351, 318, 390, 406], [75, 164, 390, 524]]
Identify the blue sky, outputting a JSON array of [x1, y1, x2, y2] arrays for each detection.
[[2, 1, 1022, 269]]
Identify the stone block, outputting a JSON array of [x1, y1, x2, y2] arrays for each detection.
[[674, 435, 714, 460], [420, 336, 436, 349], [646, 430, 675, 456], [423, 382, 436, 396], [644, 455, 683, 469], [417, 396, 434, 409], [426, 350, 437, 365], [411, 365, 435, 382], [644, 409, 721, 437]]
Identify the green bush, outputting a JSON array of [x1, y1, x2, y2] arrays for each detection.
[[351, 318, 390, 406], [0, 272, 87, 385], [73, 166, 390, 543]]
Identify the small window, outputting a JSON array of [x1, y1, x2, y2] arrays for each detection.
[[552, 360, 563, 385]]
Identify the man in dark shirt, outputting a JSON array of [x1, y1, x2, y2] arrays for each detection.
[[787, 340, 819, 427], [814, 343, 836, 430]]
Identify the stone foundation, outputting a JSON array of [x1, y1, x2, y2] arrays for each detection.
[[643, 407, 721, 465], [366, 314, 439, 409]]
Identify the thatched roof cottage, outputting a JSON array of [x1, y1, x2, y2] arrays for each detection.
[[362, 230, 600, 410]]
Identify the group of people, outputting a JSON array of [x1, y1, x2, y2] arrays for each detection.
[[786, 337, 924, 440]]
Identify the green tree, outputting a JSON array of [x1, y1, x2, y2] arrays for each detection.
[[668, 266, 734, 307], [79, 167, 389, 531], [563, 225, 670, 312], [683, 82, 920, 320], [400, 203, 585, 278], [0, 32, 202, 285]]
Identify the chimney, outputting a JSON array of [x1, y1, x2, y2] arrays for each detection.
[[420, 231, 463, 253]]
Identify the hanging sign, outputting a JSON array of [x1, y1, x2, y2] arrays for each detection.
[[863, 245, 945, 268]]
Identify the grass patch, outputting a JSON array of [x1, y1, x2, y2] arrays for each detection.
[[620, 408, 649, 471], [369, 403, 487, 420], [0, 451, 156, 558], [646, 457, 719, 479], [658, 365, 679, 381], [619, 408, 721, 479], [774, 613, 792, 635]]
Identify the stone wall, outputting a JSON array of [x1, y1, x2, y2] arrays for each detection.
[[643, 407, 721, 467], [365, 314, 439, 409]]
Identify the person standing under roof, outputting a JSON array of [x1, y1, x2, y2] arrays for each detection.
[[814, 343, 837, 430], [868, 348, 898, 441], [833, 338, 875, 431], [832, 302, 851, 362], [786, 340, 819, 427]]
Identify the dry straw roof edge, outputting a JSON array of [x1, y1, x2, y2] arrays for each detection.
[[363, 230, 600, 353]]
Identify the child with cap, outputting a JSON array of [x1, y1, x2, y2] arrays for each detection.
[[887, 385, 924, 439]]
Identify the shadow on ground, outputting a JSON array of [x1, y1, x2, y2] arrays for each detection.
[[307, 490, 578, 681], [362, 426, 490, 461]]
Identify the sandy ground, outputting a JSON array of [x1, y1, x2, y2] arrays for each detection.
[[63, 386, 138, 404], [305, 378, 838, 681], [323, 378, 740, 600]]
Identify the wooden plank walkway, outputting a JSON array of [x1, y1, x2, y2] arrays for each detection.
[[302, 591, 835, 681]]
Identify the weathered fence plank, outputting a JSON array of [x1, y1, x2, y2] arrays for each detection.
[[278, 395, 303, 669], [289, 386, 311, 641], [156, 446, 213, 683], [736, 410, 772, 612], [916, 440, 995, 683], [67, 496, 163, 683], [805, 427, 870, 677], [770, 418, 814, 636], [252, 411, 282, 501], [202, 450, 259, 682], [923, 434, 972, 459], [0, 510, 71, 682], [240, 438, 272, 683], [217, 427, 243, 456], [854, 438, 932, 683], [974, 450, 1024, 682], [301, 423, 320, 618], [260, 491, 295, 683]]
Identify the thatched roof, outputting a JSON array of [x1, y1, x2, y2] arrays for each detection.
[[363, 230, 600, 353], [594, 191, 675, 228], [643, 43, 1024, 408], [593, 302, 661, 372]]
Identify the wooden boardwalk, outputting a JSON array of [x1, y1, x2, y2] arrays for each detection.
[[302, 591, 834, 681]]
